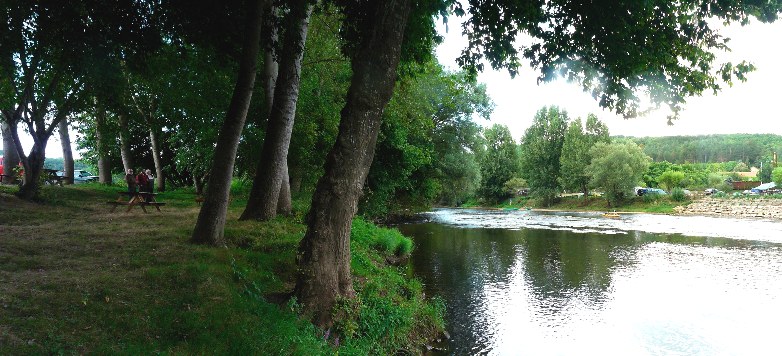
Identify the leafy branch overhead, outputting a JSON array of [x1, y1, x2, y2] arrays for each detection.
[[454, 0, 781, 121]]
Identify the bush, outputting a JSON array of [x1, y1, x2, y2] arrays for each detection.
[[670, 187, 688, 202], [643, 192, 662, 203]]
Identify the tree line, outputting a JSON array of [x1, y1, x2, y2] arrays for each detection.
[[623, 134, 782, 166], [3, 0, 781, 327]]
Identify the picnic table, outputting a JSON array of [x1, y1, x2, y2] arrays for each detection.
[[43, 169, 67, 186], [107, 191, 165, 213]]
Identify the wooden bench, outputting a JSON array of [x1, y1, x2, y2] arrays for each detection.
[[107, 192, 165, 213]]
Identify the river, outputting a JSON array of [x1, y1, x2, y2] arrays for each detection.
[[398, 209, 782, 355]]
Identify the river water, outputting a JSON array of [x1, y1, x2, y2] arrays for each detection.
[[398, 209, 782, 355]]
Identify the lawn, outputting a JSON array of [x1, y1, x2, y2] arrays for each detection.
[[0, 183, 443, 354]]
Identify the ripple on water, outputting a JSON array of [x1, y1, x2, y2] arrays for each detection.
[[425, 208, 782, 243]]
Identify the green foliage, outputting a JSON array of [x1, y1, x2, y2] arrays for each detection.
[[456, 1, 782, 121], [670, 187, 688, 202], [351, 219, 414, 257], [559, 114, 610, 196], [586, 140, 651, 207], [773, 167, 782, 186], [657, 170, 686, 191], [627, 134, 782, 165], [642, 191, 663, 203], [361, 61, 492, 216], [477, 124, 519, 203], [503, 177, 528, 195], [520, 106, 569, 206]]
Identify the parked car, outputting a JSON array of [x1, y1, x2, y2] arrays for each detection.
[[704, 188, 720, 195], [644, 188, 667, 196], [71, 170, 99, 183]]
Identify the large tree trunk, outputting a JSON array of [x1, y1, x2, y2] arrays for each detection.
[[190, 0, 266, 246], [149, 125, 165, 192], [118, 113, 134, 172], [240, 2, 312, 221], [58, 118, 74, 185], [295, 0, 412, 327], [94, 106, 112, 184], [18, 143, 47, 199], [277, 160, 291, 215], [1, 120, 20, 184]]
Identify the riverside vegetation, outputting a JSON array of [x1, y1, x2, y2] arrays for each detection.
[[0, 183, 444, 354]]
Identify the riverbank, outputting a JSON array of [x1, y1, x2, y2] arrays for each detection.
[[461, 194, 782, 221], [0, 185, 444, 354], [675, 196, 782, 220]]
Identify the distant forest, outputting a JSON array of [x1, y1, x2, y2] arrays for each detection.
[[618, 134, 782, 165], [0, 150, 90, 171]]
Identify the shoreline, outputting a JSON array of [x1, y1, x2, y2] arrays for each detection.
[[440, 197, 782, 221]]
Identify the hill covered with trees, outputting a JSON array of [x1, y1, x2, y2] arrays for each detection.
[[619, 134, 782, 165]]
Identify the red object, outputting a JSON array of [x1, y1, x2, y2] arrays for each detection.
[[136, 172, 149, 186]]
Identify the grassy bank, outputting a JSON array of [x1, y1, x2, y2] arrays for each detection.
[[0, 184, 444, 354]]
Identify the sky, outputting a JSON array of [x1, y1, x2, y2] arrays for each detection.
[[434, 17, 782, 140], [10, 13, 782, 159]]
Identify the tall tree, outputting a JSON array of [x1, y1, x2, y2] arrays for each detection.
[[57, 118, 74, 184], [295, 0, 414, 327], [191, 0, 267, 246], [559, 114, 609, 198], [520, 106, 568, 206], [0, 0, 157, 199], [586, 140, 651, 207], [478, 124, 519, 203], [241, 1, 313, 221]]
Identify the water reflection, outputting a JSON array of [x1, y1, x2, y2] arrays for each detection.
[[400, 210, 782, 355]]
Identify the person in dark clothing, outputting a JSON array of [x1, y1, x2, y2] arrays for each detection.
[[136, 169, 150, 192], [125, 169, 137, 194]]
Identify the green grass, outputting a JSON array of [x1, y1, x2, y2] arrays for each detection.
[[527, 195, 683, 213], [0, 183, 444, 354]]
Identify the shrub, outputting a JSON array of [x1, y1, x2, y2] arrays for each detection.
[[643, 192, 662, 203], [670, 187, 687, 202]]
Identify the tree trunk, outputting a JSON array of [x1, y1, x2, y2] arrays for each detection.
[[149, 125, 165, 192], [1, 120, 20, 184], [94, 106, 112, 184], [277, 160, 291, 215], [193, 173, 206, 195], [18, 143, 46, 199], [240, 2, 312, 221], [190, 0, 266, 246], [295, 0, 412, 327], [118, 113, 134, 172], [58, 118, 74, 185]]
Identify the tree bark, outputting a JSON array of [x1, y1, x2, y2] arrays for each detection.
[[58, 118, 74, 184], [295, 0, 412, 327], [240, 2, 312, 221], [149, 125, 165, 192], [277, 160, 291, 215], [1, 120, 20, 184], [118, 113, 134, 172], [193, 173, 206, 195], [94, 106, 112, 184], [190, 0, 266, 246]]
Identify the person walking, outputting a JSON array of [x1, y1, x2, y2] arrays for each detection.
[[136, 169, 150, 193]]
